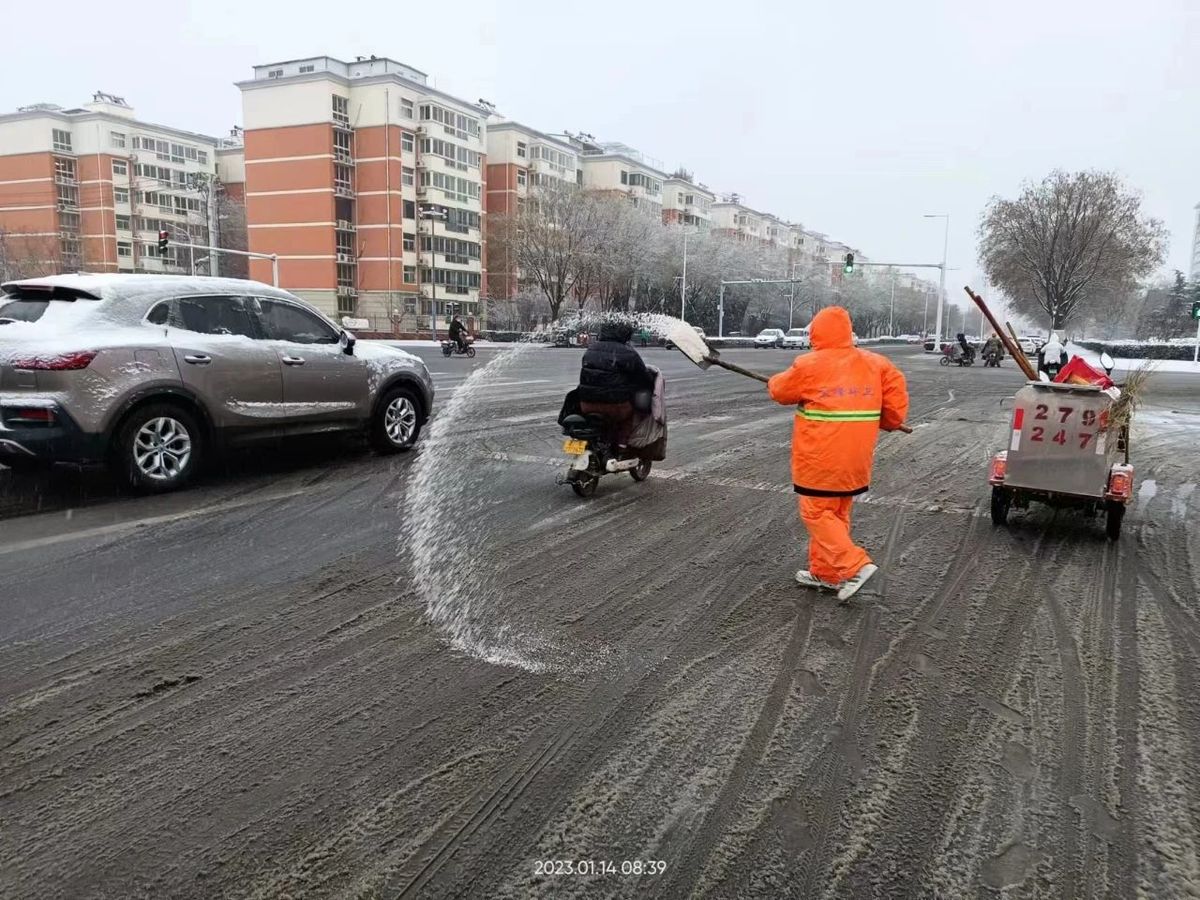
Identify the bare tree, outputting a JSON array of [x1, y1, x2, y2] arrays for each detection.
[[0, 229, 60, 281], [488, 181, 600, 322], [979, 170, 1167, 330]]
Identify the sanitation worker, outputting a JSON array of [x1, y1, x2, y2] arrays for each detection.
[[767, 306, 910, 601]]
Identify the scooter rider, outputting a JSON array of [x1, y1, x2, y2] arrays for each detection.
[[576, 322, 655, 444], [1038, 332, 1067, 378], [448, 315, 469, 353], [982, 334, 1004, 363]]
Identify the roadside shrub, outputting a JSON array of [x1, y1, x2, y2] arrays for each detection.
[[1076, 340, 1196, 361]]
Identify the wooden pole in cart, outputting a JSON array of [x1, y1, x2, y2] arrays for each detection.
[[964, 286, 1039, 381]]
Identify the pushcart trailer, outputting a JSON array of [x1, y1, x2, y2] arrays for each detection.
[[988, 380, 1134, 540]]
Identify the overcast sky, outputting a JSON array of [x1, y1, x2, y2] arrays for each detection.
[[8, 0, 1198, 313]]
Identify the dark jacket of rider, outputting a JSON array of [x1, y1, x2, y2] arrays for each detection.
[[578, 323, 654, 404]]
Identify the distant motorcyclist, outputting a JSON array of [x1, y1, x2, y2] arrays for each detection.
[[1038, 332, 1067, 378], [448, 315, 468, 352], [982, 335, 1004, 365]]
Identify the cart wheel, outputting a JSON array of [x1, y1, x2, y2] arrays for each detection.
[[631, 459, 651, 482], [1105, 501, 1125, 541], [939, 356, 950, 367], [990, 486, 1011, 526]]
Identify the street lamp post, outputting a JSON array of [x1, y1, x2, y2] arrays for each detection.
[[889, 273, 896, 337], [680, 231, 689, 322], [924, 213, 949, 349], [788, 262, 798, 329]]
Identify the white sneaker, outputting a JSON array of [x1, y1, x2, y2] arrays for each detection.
[[795, 569, 840, 591], [837, 564, 879, 601]]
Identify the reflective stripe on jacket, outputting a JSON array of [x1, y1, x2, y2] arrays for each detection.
[[767, 307, 910, 496]]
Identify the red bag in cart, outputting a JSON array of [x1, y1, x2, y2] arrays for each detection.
[[1054, 356, 1115, 389]]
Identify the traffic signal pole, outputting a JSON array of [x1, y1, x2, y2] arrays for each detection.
[[168, 241, 280, 286]]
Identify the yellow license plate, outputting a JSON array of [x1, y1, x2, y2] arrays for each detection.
[[563, 438, 588, 455]]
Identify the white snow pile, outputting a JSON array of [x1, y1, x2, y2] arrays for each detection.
[[1069, 342, 1199, 375]]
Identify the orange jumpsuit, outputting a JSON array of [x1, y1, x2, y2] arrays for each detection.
[[767, 307, 910, 583]]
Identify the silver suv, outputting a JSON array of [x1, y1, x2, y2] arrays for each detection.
[[0, 274, 434, 492]]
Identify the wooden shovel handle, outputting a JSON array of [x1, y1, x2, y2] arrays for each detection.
[[711, 357, 771, 383]]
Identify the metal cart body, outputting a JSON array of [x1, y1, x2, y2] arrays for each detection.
[[988, 381, 1134, 539]]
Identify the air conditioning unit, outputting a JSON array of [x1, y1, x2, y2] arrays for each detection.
[[336, 219, 354, 230], [337, 286, 358, 297], [336, 252, 352, 262]]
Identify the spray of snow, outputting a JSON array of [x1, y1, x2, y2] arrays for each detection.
[[403, 310, 711, 674]]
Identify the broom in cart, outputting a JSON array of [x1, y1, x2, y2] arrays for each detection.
[[964, 287, 1143, 540]]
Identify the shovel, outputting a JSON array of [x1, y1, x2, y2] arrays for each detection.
[[665, 322, 772, 383], [664, 322, 913, 434]]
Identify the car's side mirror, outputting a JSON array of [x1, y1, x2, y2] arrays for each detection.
[[340, 329, 356, 355], [1099, 352, 1115, 375]]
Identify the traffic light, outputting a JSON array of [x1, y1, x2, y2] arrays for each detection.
[[1192, 299, 1200, 320], [843, 252, 855, 274], [157, 229, 169, 255]]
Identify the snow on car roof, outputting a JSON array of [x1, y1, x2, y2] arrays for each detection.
[[1, 272, 297, 303]]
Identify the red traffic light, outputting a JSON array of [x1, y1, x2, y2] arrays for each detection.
[[157, 229, 170, 254]]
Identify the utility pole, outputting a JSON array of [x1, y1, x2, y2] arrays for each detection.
[[924, 214, 949, 350], [680, 231, 688, 322], [889, 273, 896, 336], [789, 262, 798, 329], [718, 282, 725, 338]]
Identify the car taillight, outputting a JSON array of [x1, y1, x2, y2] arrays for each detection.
[[989, 451, 1008, 484], [1107, 466, 1134, 501], [13, 350, 97, 371], [5, 407, 56, 426]]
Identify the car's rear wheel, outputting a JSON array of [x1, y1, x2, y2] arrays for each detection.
[[371, 386, 422, 453], [1105, 500, 1125, 541], [113, 403, 202, 494], [990, 486, 1011, 526], [631, 459, 652, 482]]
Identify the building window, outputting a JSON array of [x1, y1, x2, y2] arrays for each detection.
[[197, 150, 208, 165], [268, 68, 283, 79], [117, 241, 132, 257], [401, 132, 414, 153], [401, 98, 414, 119], [403, 233, 415, 252], [620, 170, 628, 185], [111, 131, 126, 149], [170, 143, 185, 163], [516, 141, 527, 159], [403, 266, 416, 283], [299, 64, 315, 74], [116, 214, 131, 231], [403, 200, 416, 220], [112, 159, 128, 177], [402, 166, 414, 186], [114, 187, 129, 204], [52, 129, 72, 152], [516, 170, 527, 188], [332, 94, 350, 126]]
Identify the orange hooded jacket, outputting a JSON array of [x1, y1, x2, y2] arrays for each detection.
[[767, 307, 909, 496]]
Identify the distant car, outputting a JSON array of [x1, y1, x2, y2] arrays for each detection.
[[782, 327, 810, 350], [1017, 335, 1040, 356], [0, 274, 434, 492], [753, 328, 786, 349]]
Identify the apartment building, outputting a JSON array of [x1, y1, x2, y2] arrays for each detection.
[[567, 135, 668, 217], [0, 93, 223, 278], [236, 56, 488, 331], [661, 176, 714, 229], [484, 119, 578, 298], [711, 195, 768, 242]]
